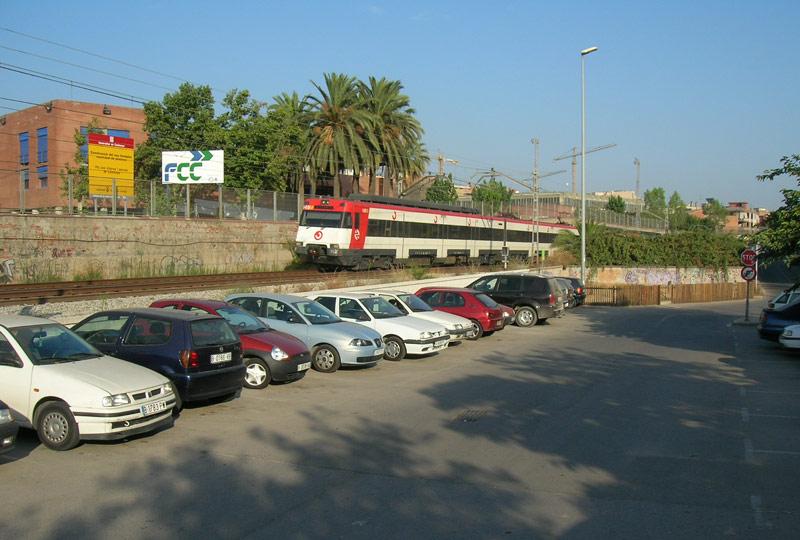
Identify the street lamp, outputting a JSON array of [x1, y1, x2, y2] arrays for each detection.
[[580, 45, 598, 285]]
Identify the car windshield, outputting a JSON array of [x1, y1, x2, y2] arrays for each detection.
[[397, 293, 433, 312], [216, 306, 268, 334], [475, 293, 499, 308], [292, 300, 340, 324], [10, 323, 103, 365], [361, 297, 404, 319], [300, 210, 343, 228]]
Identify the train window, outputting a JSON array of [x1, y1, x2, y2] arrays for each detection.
[[354, 213, 360, 230], [300, 211, 343, 228], [342, 213, 352, 228]]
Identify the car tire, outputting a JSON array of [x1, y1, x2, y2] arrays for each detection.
[[515, 306, 538, 327], [36, 401, 80, 451], [171, 384, 183, 416], [383, 336, 406, 361], [243, 356, 271, 389], [466, 319, 484, 340], [312, 345, 341, 373]]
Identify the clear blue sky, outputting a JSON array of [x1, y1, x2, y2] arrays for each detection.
[[2, 0, 797, 208]]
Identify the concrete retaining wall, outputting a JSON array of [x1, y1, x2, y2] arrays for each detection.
[[0, 215, 299, 283]]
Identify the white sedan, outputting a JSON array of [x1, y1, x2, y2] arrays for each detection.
[[365, 290, 472, 342], [313, 292, 450, 361], [0, 315, 176, 451], [779, 324, 800, 349]]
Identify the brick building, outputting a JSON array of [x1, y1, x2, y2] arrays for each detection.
[[0, 100, 146, 210]]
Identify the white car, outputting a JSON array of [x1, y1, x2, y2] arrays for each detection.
[[313, 292, 450, 361], [0, 315, 176, 451], [365, 290, 472, 342], [779, 324, 800, 349], [769, 288, 800, 309]]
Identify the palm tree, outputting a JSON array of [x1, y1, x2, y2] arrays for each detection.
[[359, 77, 425, 196], [304, 73, 376, 198]]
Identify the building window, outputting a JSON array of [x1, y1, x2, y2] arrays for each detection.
[[21, 169, 29, 190], [19, 132, 29, 165], [37, 166, 48, 188], [37, 127, 48, 162]]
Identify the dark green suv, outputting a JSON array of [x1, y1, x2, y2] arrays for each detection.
[[467, 273, 565, 327]]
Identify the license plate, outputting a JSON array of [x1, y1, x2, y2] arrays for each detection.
[[434, 340, 448, 348], [140, 400, 167, 417], [495, 320, 503, 327], [297, 362, 311, 371], [210, 352, 232, 364]]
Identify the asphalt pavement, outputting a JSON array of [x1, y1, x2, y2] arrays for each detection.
[[2, 298, 799, 539]]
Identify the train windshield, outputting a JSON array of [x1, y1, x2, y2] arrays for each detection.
[[300, 211, 344, 228], [397, 293, 433, 312]]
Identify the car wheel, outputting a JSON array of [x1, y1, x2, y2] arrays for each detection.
[[243, 357, 271, 389], [36, 402, 80, 451], [465, 319, 484, 340], [171, 384, 184, 416], [515, 306, 538, 327], [383, 336, 406, 361], [312, 345, 341, 373]]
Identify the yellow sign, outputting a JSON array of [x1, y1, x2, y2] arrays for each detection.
[[88, 134, 135, 197]]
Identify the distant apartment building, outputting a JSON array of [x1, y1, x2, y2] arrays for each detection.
[[0, 100, 147, 210], [687, 199, 769, 232]]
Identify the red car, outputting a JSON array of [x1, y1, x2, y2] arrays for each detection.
[[150, 299, 311, 389], [415, 287, 506, 339]]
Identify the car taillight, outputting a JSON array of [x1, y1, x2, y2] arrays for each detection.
[[549, 293, 556, 306], [180, 350, 200, 368]]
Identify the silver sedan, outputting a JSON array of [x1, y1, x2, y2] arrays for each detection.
[[226, 293, 384, 373]]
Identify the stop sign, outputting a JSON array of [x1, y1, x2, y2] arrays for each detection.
[[741, 248, 757, 266]]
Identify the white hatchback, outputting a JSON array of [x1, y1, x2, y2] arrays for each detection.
[[779, 324, 800, 349], [365, 290, 472, 342], [0, 315, 176, 451], [313, 292, 450, 361]]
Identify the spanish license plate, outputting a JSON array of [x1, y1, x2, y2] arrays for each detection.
[[210, 352, 232, 364], [140, 400, 167, 417], [434, 340, 448, 348], [297, 362, 311, 371], [495, 320, 503, 327]]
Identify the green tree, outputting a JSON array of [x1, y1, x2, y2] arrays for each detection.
[[472, 177, 512, 214], [702, 198, 728, 230], [425, 174, 458, 204], [59, 118, 106, 206], [606, 195, 626, 213], [667, 191, 689, 230], [643, 187, 666, 217], [754, 154, 800, 264], [358, 76, 425, 196], [304, 73, 377, 198], [269, 91, 311, 196]]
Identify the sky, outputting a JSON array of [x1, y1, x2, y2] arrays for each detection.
[[1, 0, 797, 209]]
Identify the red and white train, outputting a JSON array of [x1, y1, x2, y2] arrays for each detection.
[[295, 195, 578, 270]]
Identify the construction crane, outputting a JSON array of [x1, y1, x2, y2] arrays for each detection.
[[553, 144, 617, 194]]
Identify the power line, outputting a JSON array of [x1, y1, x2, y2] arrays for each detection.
[[0, 26, 226, 95], [0, 44, 174, 92], [0, 62, 148, 104]]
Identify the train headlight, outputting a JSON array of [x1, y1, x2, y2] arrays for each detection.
[[328, 244, 340, 255]]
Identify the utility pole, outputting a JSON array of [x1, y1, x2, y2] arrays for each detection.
[[531, 138, 540, 270], [634, 158, 641, 227], [438, 153, 445, 176]]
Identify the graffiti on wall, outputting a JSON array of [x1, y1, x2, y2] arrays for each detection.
[[621, 267, 733, 285]]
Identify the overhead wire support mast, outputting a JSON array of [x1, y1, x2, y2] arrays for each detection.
[[553, 143, 616, 194]]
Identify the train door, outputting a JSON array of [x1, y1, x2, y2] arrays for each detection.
[[350, 207, 368, 250]]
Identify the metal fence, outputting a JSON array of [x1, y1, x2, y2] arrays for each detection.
[[586, 282, 757, 306]]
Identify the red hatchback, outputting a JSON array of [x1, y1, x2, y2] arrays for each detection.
[[415, 287, 506, 339], [150, 299, 311, 389]]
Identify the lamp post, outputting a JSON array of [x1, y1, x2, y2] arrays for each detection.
[[580, 46, 598, 285]]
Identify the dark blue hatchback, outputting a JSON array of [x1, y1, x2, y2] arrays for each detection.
[[72, 308, 245, 409], [757, 301, 800, 341]]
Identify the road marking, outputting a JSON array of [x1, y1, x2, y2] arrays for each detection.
[[744, 439, 755, 463], [741, 407, 750, 422]]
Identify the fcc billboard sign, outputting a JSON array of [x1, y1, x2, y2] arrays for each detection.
[[162, 150, 224, 184]]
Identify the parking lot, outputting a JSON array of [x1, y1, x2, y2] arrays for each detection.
[[2, 298, 799, 539]]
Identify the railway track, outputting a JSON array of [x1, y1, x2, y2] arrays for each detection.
[[0, 266, 483, 307]]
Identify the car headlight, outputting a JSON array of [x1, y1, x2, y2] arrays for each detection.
[[784, 330, 793, 337], [350, 338, 371, 346], [454, 323, 463, 329], [162, 383, 173, 395], [271, 347, 289, 361], [420, 332, 432, 340], [102, 394, 131, 407], [0, 408, 12, 425]]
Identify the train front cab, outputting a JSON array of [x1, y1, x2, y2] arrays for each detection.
[[295, 199, 371, 270]]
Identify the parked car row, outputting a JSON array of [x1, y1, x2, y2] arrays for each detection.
[[759, 284, 800, 348], [0, 272, 585, 454]]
